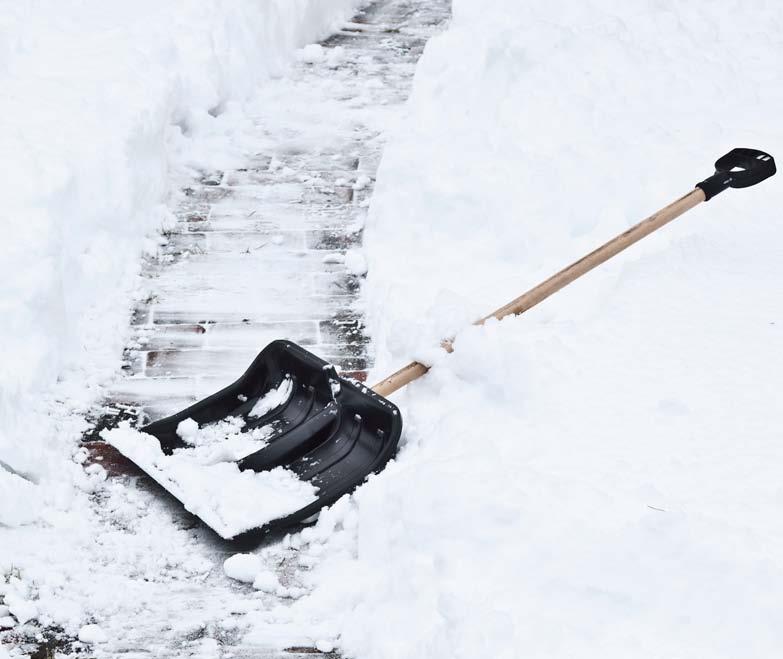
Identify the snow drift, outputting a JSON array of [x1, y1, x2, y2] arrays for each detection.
[[0, 0, 361, 527], [280, 1, 783, 657]]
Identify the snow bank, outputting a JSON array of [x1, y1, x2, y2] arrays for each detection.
[[289, 1, 783, 657], [0, 0, 361, 646], [0, 0, 361, 527]]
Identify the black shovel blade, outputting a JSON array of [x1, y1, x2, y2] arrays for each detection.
[[139, 340, 402, 539]]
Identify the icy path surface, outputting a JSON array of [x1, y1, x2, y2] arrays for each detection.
[[55, 2, 450, 658]]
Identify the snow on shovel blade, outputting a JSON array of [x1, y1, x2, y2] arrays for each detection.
[[106, 340, 402, 540]]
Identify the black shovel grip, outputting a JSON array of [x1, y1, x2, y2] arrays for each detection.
[[696, 148, 776, 201]]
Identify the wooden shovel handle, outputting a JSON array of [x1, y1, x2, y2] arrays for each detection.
[[371, 188, 705, 397], [372, 147, 777, 397], [477, 189, 705, 323]]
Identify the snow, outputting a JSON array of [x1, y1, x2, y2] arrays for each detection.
[[298, 43, 327, 64], [296, 43, 346, 69], [103, 423, 317, 539], [262, 1, 783, 658], [250, 377, 294, 418], [5, 0, 782, 656], [5, 595, 37, 626], [223, 554, 263, 584], [252, 571, 281, 594], [326, 46, 347, 69], [0, 0, 362, 528], [224, 554, 281, 593], [0, 471, 41, 528], [345, 249, 369, 276], [78, 623, 108, 644], [315, 639, 336, 653], [352, 175, 372, 191], [173, 416, 273, 459], [175, 418, 201, 444], [0, 0, 362, 650]]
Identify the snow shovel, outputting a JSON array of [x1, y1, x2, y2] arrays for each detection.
[[118, 147, 775, 540]]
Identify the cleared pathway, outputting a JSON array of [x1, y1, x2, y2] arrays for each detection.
[[71, 1, 451, 658], [105, 0, 449, 426]]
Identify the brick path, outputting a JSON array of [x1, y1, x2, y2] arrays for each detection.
[[99, 0, 449, 430], [74, 1, 451, 657]]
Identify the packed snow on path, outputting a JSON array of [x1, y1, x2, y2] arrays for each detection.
[[103, 422, 316, 540], [230, 1, 783, 658]]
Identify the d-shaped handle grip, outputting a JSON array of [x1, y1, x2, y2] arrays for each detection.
[[697, 148, 776, 200]]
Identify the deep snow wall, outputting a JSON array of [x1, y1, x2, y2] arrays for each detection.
[[0, 0, 361, 525], [293, 1, 783, 658]]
